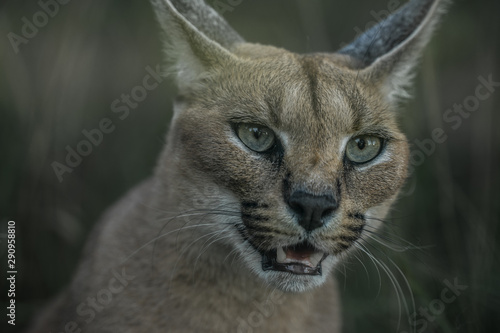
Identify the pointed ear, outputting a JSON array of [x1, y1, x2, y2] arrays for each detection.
[[338, 0, 450, 102], [151, 0, 244, 90]]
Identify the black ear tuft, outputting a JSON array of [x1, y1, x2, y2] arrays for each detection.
[[337, 0, 450, 101]]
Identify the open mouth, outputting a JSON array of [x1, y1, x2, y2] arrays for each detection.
[[261, 241, 329, 276]]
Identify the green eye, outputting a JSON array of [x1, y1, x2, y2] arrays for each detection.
[[345, 135, 383, 164], [236, 123, 276, 153]]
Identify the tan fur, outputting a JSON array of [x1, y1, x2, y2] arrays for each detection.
[[28, 0, 447, 332]]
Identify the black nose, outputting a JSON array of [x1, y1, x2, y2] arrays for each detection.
[[288, 191, 338, 232]]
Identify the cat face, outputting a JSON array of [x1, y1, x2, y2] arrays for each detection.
[[152, 0, 446, 292], [168, 46, 409, 291]]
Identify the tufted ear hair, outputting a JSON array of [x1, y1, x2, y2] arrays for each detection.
[[338, 0, 450, 102], [151, 0, 244, 90]]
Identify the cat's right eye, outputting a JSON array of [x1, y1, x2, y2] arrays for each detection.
[[236, 123, 276, 153]]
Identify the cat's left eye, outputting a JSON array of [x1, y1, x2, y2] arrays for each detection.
[[345, 135, 383, 164], [236, 123, 276, 153]]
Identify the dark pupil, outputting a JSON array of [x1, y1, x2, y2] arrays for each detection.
[[357, 138, 366, 150], [252, 128, 262, 140]]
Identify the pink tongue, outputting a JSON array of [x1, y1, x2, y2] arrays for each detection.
[[285, 247, 314, 261]]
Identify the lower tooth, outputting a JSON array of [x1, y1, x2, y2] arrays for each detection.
[[277, 247, 286, 263]]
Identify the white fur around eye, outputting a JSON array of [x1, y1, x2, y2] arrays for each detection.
[[339, 136, 350, 156], [277, 131, 290, 150], [355, 148, 392, 172]]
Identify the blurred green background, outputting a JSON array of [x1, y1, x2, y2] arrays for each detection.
[[1, 0, 498, 332]]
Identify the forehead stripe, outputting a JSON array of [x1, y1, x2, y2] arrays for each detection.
[[299, 56, 322, 117]]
